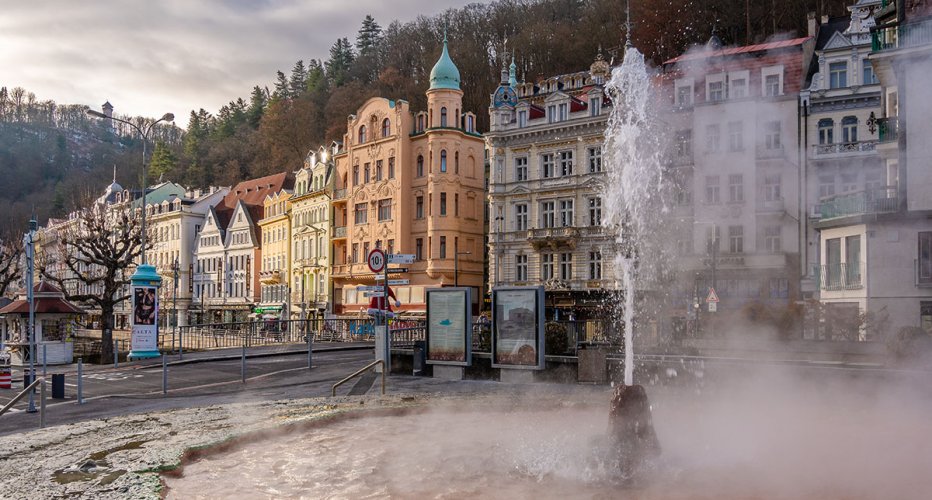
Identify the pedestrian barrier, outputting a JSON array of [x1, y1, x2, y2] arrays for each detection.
[[0, 364, 10, 389], [0, 376, 47, 428]]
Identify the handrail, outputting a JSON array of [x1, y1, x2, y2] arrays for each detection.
[[331, 359, 385, 397], [0, 376, 47, 428]]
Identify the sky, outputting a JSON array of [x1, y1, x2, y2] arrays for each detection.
[[0, 0, 475, 122]]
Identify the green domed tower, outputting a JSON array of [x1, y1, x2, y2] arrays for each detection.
[[429, 32, 461, 91], [426, 31, 464, 130]]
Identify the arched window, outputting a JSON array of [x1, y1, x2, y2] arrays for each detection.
[[382, 118, 391, 138], [467, 115, 474, 133], [440, 150, 447, 172], [454, 151, 459, 174], [841, 116, 858, 143], [455, 108, 459, 127], [416, 155, 424, 177], [440, 107, 448, 127], [358, 125, 367, 144], [417, 115, 424, 132], [818, 119, 834, 145]]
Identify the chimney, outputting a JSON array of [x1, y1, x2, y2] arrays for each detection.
[[807, 12, 818, 38], [821, 15, 829, 25]]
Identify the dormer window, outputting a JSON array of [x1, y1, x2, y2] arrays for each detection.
[[382, 118, 390, 137], [417, 114, 425, 132], [590, 97, 601, 117], [559, 103, 568, 121], [730, 78, 747, 99], [466, 115, 474, 133], [518, 110, 527, 128]]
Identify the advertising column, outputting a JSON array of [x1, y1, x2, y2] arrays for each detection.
[[128, 264, 162, 360]]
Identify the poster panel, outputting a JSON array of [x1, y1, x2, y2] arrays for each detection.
[[131, 285, 158, 352], [491, 286, 544, 369], [426, 287, 472, 366]]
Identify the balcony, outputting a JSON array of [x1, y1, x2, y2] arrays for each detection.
[[878, 117, 898, 143], [333, 226, 347, 238], [756, 198, 785, 213], [820, 262, 864, 291], [527, 226, 580, 250], [872, 18, 932, 52], [818, 187, 898, 221], [333, 188, 347, 200], [259, 270, 283, 285], [813, 141, 877, 156]]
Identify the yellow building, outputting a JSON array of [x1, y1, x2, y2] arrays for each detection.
[[291, 144, 339, 318], [332, 34, 486, 315], [257, 190, 292, 318]]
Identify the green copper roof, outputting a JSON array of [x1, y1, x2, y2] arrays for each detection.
[[429, 33, 461, 91], [508, 57, 517, 87]]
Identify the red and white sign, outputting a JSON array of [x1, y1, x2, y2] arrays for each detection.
[[706, 287, 720, 303], [367, 248, 386, 273]]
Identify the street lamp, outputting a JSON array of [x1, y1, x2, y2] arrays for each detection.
[[87, 108, 174, 360], [454, 251, 471, 287]]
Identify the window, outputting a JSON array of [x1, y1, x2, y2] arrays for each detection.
[[541, 201, 555, 228], [559, 253, 573, 280], [454, 193, 459, 217], [516, 254, 528, 281], [829, 61, 848, 89], [358, 125, 367, 144], [764, 174, 782, 201], [559, 151, 573, 176], [846, 235, 862, 286], [440, 192, 447, 216], [515, 157, 528, 181], [440, 107, 448, 127], [920, 232, 932, 285], [764, 74, 781, 97], [676, 84, 692, 106], [708, 80, 724, 101], [518, 110, 528, 127], [862, 59, 877, 85], [727, 121, 743, 151], [378, 199, 392, 221], [388, 157, 395, 179], [819, 175, 836, 199], [375, 160, 383, 181], [454, 152, 459, 174], [516, 203, 528, 231], [728, 174, 744, 203], [541, 253, 554, 280], [764, 226, 781, 253], [818, 119, 834, 145], [364, 163, 371, 183], [439, 236, 447, 259], [588, 147, 602, 173], [706, 124, 721, 152], [590, 96, 602, 116], [416, 196, 424, 219], [559, 103, 568, 121], [765, 121, 782, 149], [382, 118, 390, 137], [416, 155, 424, 177], [769, 278, 789, 299], [706, 225, 721, 253], [416, 238, 424, 260], [705, 176, 721, 204], [363, 242, 370, 260], [542, 153, 555, 178], [353, 164, 360, 186], [466, 115, 474, 132], [559, 199, 574, 227], [588, 251, 602, 280], [354, 203, 367, 224], [842, 116, 858, 143], [728, 225, 744, 253], [547, 105, 557, 123], [676, 130, 692, 158], [351, 243, 359, 263], [730, 78, 747, 99], [921, 302, 932, 333], [417, 115, 424, 132], [588, 197, 602, 226], [440, 150, 447, 172]]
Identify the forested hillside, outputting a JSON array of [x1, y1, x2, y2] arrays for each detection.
[[0, 0, 855, 234]]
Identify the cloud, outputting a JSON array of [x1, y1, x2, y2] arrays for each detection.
[[0, 0, 474, 119]]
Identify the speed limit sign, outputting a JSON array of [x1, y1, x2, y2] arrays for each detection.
[[367, 248, 386, 273]]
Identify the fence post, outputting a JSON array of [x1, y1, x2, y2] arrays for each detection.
[[113, 339, 118, 368], [241, 342, 246, 383], [307, 325, 312, 370], [42, 344, 47, 379], [162, 354, 167, 395], [39, 378, 46, 428], [76, 358, 84, 405], [179, 326, 184, 360]]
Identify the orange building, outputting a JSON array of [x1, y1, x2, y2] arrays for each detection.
[[332, 34, 486, 315]]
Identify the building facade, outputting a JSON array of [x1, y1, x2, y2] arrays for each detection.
[[331, 35, 485, 315], [486, 53, 616, 319], [258, 190, 292, 319]]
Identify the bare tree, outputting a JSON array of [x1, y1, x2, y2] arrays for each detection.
[[39, 201, 143, 362], [0, 236, 22, 298]]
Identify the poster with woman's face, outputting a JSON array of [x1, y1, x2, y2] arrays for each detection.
[[134, 287, 157, 326]]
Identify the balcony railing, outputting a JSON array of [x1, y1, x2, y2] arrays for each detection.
[[878, 117, 898, 143], [821, 262, 864, 291], [333, 188, 347, 200], [334, 226, 347, 238], [818, 187, 898, 221], [872, 18, 932, 52], [813, 141, 877, 156]]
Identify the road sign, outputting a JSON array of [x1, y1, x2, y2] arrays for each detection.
[[387, 267, 408, 274], [367, 248, 386, 273], [708, 302, 717, 313], [706, 287, 720, 303], [387, 253, 415, 264], [363, 291, 386, 298], [357, 286, 383, 292], [387, 279, 409, 285]]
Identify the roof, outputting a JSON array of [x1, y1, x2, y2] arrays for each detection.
[[663, 36, 812, 65], [429, 34, 461, 91], [133, 181, 188, 208], [815, 16, 853, 50], [0, 281, 84, 315], [221, 172, 294, 210]]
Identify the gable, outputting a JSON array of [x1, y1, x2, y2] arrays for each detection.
[[823, 31, 853, 50]]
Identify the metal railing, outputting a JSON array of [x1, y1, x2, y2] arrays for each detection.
[[813, 141, 877, 155], [0, 376, 47, 428], [820, 262, 865, 290], [872, 18, 932, 52], [332, 359, 385, 397], [173, 318, 376, 352], [818, 187, 898, 220], [878, 117, 898, 143]]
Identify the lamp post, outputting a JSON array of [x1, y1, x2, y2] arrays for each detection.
[[454, 251, 471, 287], [87, 108, 174, 360]]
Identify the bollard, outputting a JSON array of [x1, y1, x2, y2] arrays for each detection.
[[39, 378, 46, 428], [76, 358, 84, 405], [179, 328, 184, 360], [241, 344, 246, 383], [162, 355, 167, 395], [114, 339, 118, 368], [307, 327, 312, 370], [42, 345, 47, 379]]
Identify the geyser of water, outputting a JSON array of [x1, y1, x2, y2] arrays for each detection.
[[602, 46, 669, 386]]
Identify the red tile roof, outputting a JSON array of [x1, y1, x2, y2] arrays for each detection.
[[0, 282, 84, 315], [664, 36, 812, 65], [221, 172, 294, 210]]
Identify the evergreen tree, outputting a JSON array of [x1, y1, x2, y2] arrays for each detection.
[[289, 60, 308, 98], [325, 38, 355, 88], [356, 15, 383, 55], [246, 86, 267, 129], [305, 59, 326, 94], [148, 141, 177, 183], [272, 70, 289, 100]]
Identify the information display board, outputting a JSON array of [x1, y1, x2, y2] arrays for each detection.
[[426, 287, 472, 366], [131, 285, 158, 352], [491, 286, 545, 369]]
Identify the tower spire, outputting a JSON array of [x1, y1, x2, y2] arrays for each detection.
[[112, 165, 117, 183]]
